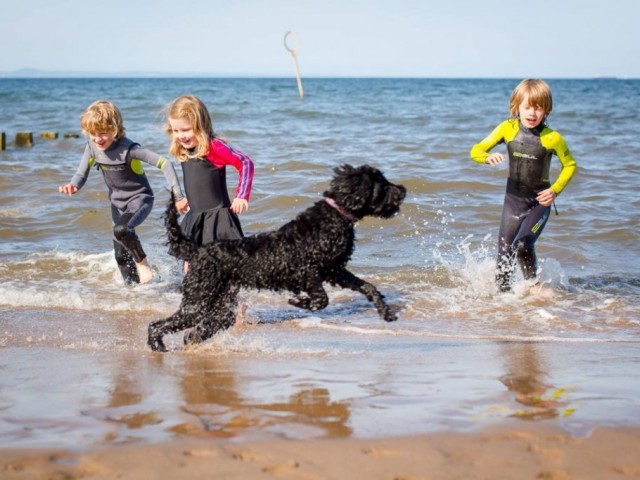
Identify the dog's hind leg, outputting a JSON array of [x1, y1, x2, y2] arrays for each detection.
[[330, 269, 397, 322], [148, 319, 169, 352], [148, 309, 200, 352], [183, 285, 240, 346], [148, 286, 217, 351], [288, 278, 329, 311]]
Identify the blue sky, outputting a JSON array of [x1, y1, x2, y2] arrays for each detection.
[[2, 0, 638, 78]]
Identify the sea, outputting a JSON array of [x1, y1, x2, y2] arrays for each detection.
[[0, 77, 639, 449]]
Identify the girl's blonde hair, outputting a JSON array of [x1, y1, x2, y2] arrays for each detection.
[[509, 79, 553, 118], [166, 95, 215, 161], [80, 100, 125, 139]]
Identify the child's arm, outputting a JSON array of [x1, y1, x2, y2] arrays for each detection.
[[537, 131, 577, 207], [548, 133, 577, 195], [470, 121, 508, 166], [206, 138, 254, 213], [59, 143, 92, 195], [129, 146, 188, 211]]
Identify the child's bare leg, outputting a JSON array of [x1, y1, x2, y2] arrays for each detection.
[[113, 240, 140, 284], [236, 298, 248, 325], [136, 257, 154, 284], [113, 219, 152, 284]]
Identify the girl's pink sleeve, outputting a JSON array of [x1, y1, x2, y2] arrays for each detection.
[[206, 139, 254, 200]]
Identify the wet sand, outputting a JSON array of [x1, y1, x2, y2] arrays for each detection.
[[2, 305, 640, 480], [2, 425, 640, 479], [2, 312, 640, 479]]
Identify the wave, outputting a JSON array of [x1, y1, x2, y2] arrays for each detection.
[[0, 249, 182, 314], [293, 317, 640, 344], [2, 235, 638, 344]]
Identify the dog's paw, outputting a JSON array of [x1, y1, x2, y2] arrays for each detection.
[[148, 336, 168, 352], [382, 307, 398, 322], [183, 328, 202, 346], [288, 296, 311, 310], [148, 325, 168, 352]]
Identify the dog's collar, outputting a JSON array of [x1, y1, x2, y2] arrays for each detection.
[[325, 197, 356, 222]]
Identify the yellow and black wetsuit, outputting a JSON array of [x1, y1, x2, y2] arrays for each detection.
[[470, 119, 577, 291]]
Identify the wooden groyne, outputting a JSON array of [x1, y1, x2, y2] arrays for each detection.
[[0, 131, 80, 150]]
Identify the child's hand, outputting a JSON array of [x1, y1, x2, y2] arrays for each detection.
[[59, 184, 78, 195], [175, 197, 190, 214], [485, 153, 504, 166], [536, 188, 557, 207], [230, 198, 249, 214]]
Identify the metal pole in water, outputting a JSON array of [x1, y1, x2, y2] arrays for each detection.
[[284, 31, 304, 99]]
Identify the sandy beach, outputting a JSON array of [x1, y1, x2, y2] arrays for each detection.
[[2, 425, 640, 479]]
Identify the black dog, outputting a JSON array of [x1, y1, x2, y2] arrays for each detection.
[[148, 164, 406, 352]]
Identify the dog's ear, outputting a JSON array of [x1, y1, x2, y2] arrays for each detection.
[[326, 164, 373, 213], [333, 164, 355, 177]]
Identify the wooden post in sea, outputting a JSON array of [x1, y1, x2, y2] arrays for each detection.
[[284, 31, 304, 99], [0, 132, 5, 151], [41, 132, 59, 139], [15, 132, 33, 147]]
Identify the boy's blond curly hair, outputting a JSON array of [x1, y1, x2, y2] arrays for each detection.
[[80, 100, 125, 138]]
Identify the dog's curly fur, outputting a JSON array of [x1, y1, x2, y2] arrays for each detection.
[[148, 164, 406, 352]]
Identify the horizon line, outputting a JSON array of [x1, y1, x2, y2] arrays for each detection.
[[0, 68, 634, 81], [0, 74, 634, 81]]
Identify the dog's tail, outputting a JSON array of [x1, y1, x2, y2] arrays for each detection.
[[165, 192, 198, 261]]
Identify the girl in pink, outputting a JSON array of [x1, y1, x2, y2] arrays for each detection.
[[165, 95, 254, 271]]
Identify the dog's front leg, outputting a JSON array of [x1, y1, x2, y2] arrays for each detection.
[[331, 269, 397, 322]]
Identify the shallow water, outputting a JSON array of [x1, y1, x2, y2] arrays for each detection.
[[0, 78, 639, 449]]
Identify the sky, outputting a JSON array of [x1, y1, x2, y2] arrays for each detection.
[[1, 0, 639, 78]]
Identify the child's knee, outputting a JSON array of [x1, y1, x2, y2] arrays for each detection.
[[113, 223, 129, 242]]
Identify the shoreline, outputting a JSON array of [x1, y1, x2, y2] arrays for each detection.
[[2, 424, 640, 479]]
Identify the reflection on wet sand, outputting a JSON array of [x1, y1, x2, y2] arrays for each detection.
[[80, 354, 166, 443], [77, 353, 353, 443], [499, 343, 574, 420], [175, 355, 352, 439]]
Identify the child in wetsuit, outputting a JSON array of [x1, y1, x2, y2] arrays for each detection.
[[59, 100, 188, 284], [470, 79, 577, 293], [164, 95, 254, 272]]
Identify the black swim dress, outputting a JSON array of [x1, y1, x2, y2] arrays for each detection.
[[180, 157, 244, 246]]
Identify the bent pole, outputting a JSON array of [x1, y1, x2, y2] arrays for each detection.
[[284, 31, 304, 99]]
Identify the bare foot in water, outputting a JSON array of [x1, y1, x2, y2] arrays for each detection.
[[136, 258, 154, 284], [530, 283, 554, 299]]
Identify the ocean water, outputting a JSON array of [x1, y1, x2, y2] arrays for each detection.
[[0, 78, 639, 448]]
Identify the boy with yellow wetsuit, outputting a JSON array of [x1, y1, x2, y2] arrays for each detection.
[[471, 79, 577, 293]]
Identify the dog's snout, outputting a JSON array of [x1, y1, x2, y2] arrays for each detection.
[[392, 184, 407, 203]]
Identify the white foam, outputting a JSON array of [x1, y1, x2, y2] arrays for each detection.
[[292, 316, 638, 344], [2, 233, 638, 346], [179, 328, 341, 357], [0, 249, 182, 313]]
